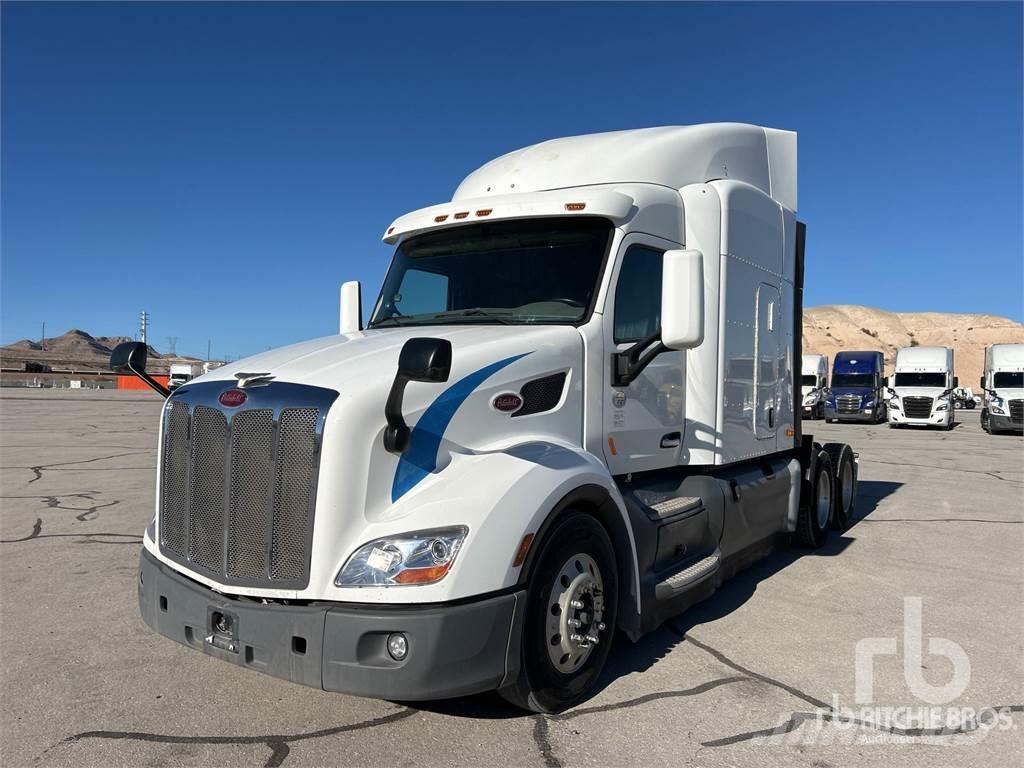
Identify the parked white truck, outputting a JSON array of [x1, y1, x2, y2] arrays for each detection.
[[801, 354, 828, 420], [113, 124, 858, 713], [980, 343, 1024, 434], [168, 362, 199, 391], [887, 346, 956, 429]]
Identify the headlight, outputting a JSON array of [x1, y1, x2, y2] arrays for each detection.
[[335, 527, 468, 587], [936, 403, 948, 411], [864, 399, 875, 407], [991, 396, 1005, 409]]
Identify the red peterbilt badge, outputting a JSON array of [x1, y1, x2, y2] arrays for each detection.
[[219, 389, 247, 407], [492, 392, 523, 413]]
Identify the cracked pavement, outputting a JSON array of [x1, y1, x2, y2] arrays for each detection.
[[1, 389, 1021, 767]]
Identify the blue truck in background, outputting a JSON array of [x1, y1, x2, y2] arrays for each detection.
[[826, 351, 888, 423]]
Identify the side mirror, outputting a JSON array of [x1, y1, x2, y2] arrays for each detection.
[[397, 337, 452, 382], [661, 249, 704, 350], [882, 376, 889, 387], [383, 338, 453, 454], [109, 341, 170, 398], [340, 281, 363, 334]]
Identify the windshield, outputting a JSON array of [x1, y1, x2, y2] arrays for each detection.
[[894, 372, 947, 388], [831, 373, 873, 388], [994, 371, 1024, 388], [369, 217, 612, 327], [801, 374, 818, 386]]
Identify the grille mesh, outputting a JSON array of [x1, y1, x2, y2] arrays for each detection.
[[903, 396, 933, 419], [188, 406, 229, 572], [270, 408, 319, 580], [159, 401, 190, 556], [227, 409, 274, 579], [1010, 400, 1023, 424], [513, 372, 567, 417], [158, 384, 331, 589]]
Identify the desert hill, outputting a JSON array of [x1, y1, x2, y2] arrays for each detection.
[[803, 305, 1023, 389], [0, 329, 198, 374]]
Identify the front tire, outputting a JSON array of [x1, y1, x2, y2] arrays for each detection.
[[499, 512, 618, 713], [797, 451, 834, 548]]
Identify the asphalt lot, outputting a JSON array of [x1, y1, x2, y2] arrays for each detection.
[[1, 389, 1021, 767]]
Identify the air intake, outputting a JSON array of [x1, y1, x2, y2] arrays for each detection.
[[513, 372, 568, 417]]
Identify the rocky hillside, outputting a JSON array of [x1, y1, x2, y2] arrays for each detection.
[[0, 329, 197, 374], [803, 305, 1024, 389]]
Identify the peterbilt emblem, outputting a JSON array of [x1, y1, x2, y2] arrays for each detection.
[[492, 393, 523, 413], [612, 390, 627, 408], [219, 389, 248, 407]]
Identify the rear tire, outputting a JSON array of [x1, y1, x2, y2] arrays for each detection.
[[499, 512, 618, 713], [797, 451, 834, 548], [823, 443, 856, 530]]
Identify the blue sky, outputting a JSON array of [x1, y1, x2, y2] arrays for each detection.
[[2, 1, 1021, 360]]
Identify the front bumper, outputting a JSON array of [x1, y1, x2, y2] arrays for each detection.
[[824, 406, 877, 422], [989, 412, 1024, 433], [138, 549, 524, 701], [889, 409, 951, 426]]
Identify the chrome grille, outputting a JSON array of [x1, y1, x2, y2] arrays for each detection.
[[159, 401, 190, 556], [270, 408, 319, 581], [903, 396, 933, 419], [1010, 399, 1023, 424], [837, 394, 861, 414], [227, 409, 274, 579], [157, 382, 336, 589]]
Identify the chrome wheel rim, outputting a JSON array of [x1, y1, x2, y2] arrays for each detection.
[[545, 553, 605, 673], [816, 469, 832, 529], [840, 460, 854, 513]]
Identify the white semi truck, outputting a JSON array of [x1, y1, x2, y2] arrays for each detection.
[[800, 354, 828, 420], [980, 343, 1024, 434], [887, 346, 956, 429], [112, 123, 858, 713]]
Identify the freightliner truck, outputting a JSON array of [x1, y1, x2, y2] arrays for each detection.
[[113, 124, 858, 713], [887, 346, 956, 430], [980, 343, 1024, 434], [825, 350, 887, 423], [800, 354, 828, 420]]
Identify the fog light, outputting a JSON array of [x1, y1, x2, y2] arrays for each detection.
[[387, 632, 408, 661]]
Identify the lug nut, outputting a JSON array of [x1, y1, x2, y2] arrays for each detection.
[[570, 599, 584, 609], [586, 634, 599, 645], [597, 622, 606, 631], [568, 618, 581, 628]]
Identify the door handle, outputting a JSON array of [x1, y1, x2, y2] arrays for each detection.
[[660, 432, 681, 448], [768, 407, 775, 428]]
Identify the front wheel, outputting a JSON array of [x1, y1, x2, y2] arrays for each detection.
[[499, 512, 618, 713]]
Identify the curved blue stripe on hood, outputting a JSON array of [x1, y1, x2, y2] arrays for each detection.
[[391, 352, 531, 502]]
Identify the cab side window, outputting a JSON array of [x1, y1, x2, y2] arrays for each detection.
[[613, 245, 663, 343]]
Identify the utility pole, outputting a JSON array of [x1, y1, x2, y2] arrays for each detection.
[[166, 336, 178, 356], [41, 322, 45, 349], [207, 339, 211, 362], [139, 311, 149, 345]]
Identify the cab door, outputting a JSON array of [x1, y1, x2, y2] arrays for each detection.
[[601, 234, 684, 475], [754, 282, 782, 444]]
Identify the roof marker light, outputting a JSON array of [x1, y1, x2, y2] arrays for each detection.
[[453, 211, 469, 219], [434, 215, 449, 222], [565, 202, 587, 211], [475, 209, 492, 217]]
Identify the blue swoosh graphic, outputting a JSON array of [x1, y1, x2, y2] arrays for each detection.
[[391, 352, 530, 502]]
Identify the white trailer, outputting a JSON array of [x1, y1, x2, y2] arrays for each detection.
[[887, 346, 956, 429], [112, 123, 857, 713], [801, 354, 828, 420], [981, 343, 1024, 434]]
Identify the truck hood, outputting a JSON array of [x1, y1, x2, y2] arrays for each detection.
[[197, 325, 580, 394]]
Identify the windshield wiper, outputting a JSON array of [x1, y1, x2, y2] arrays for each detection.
[[431, 308, 513, 325], [369, 316, 409, 328]]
